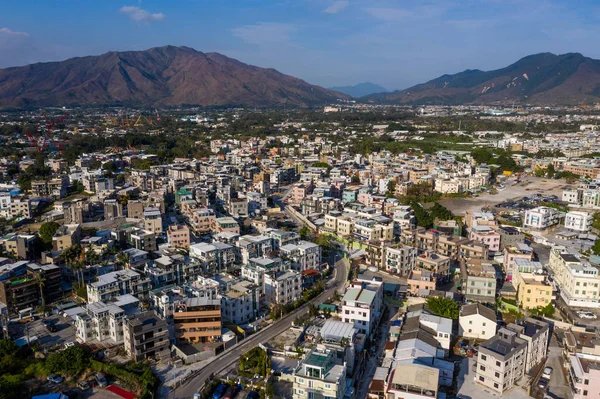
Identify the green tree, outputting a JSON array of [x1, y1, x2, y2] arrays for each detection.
[[299, 226, 312, 240], [39, 221, 59, 244], [311, 161, 331, 169], [546, 163, 555, 178], [386, 180, 397, 198], [45, 346, 89, 375], [534, 166, 545, 177], [102, 161, 118, 173], [592, 239, 600, 256], [426, 296, 460, 319], [430, 203, 454, 221]]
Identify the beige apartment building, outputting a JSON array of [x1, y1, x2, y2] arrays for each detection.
[[549, 247, 600, 308], [475, 328, 528, 395], [293, 348, 346, 399]]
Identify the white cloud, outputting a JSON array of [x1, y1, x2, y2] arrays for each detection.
[[120, 6, 165, 22], [324, 1, 349, 14], [232, 22, 296, 46], [0, 27, 29, 37]]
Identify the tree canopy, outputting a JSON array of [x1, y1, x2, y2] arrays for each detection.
[[39, 222, 59, 244], [426, 296, 460, 319]]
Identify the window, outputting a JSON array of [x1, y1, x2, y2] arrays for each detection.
[[583, 391, 588, 396], [495, 372, 500, 378], [483, 322, 486, 326], [479, 376, 485, 382], [494, 383, 499, 389], [480, 365, 486, 371], [469, 320, 473, 324], [584, 379, 589, 385], [496, 361, 501, 367], [481, 354, 487, 361]]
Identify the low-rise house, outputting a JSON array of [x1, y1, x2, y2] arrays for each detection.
[[458, 303, 497, 340]]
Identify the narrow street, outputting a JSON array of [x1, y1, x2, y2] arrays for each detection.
[[355, 303, 396, 398]]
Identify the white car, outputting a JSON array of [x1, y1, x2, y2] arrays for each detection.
[[543, 366, 553, 379], [578, 311, 597, 319]]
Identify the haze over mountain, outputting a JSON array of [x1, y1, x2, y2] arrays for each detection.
[[365, 53, 600, 105], [0, 46, 348, 109], [328, 82, 388, 98]]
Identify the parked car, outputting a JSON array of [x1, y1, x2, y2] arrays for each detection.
[[47, 374, 64, 384], [245, 392, 259, 399], [578, 311, 597, 319], [538, 378, 549, 390], [543, 366, 553, 379], [64, 341, 75, 349], [78, 381, 90, 390], [95, 373, 107, 387], [223, 386, 239, 399], [45, 323, 58, 332], [212, 383, 227, 399]]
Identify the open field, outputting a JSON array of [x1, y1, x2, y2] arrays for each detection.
[[439, 176, 573, 216]]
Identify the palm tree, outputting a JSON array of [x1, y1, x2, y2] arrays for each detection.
[[33, 273, 46, 308], [116, 252, 130, 269]]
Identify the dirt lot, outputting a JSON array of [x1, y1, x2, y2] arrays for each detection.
[[439, 176, 574, 216]]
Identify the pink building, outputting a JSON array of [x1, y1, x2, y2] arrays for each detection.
[[358, 192, 372, 206], [291, 183, 313, 205], [567, 353, 600, 399], [407, 269, 436, 296], [167, 225, 190, 249], [469, 226, 501, 252]]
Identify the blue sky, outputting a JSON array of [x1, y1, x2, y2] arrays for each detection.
[[1, 0, 600, 90]]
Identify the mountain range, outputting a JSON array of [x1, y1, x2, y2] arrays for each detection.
[[2, 48, 600, 108], [0, 46, 348, 109], [365, 52, 600, 105], [328, 82, 388, 98]]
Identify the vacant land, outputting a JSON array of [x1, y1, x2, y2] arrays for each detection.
[[439, 176, 573, 216]]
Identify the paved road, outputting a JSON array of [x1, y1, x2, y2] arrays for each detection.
[[545, 335, 569, 399], [172, 258, 348, 399]]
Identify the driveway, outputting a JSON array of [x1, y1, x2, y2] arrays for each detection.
[[545, 336, 570, 399]]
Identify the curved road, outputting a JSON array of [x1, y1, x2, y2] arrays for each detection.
[[172, 258, 348, 399]]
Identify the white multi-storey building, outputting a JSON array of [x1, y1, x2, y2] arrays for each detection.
[[523, 206, 560, 230], [74, 296, 139, 344], [87, 269, 151, 303], [280, 240, 322, 271], [384, 245, 416, 276], [565, 211, 593, 232], [264, 270, 302, 305], [189, 242, 236, 273], [341, 278, 383, 337]]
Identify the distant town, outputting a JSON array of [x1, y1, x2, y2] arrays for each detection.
[[0, 103, 599, 399]]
